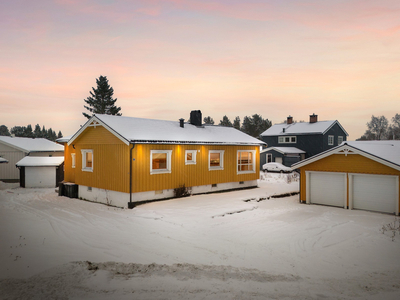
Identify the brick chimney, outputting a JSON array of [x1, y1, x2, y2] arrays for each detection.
[[310, 113, 318, 123], [287, 115, 293, 124]]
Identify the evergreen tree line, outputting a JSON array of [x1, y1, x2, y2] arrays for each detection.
[[202, 114, 272, 139], [358, 114, 400, 140], [0, 124, 62, 141]]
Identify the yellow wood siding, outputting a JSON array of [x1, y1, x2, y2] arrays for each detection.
[[299, 154, 400, 207], [131, 144, 260, 193], [64, 124, 260, 194]]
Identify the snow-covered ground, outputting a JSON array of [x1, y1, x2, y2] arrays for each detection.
[[1, 173, 399, 300]]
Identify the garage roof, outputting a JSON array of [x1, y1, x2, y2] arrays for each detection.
[[16, 156, 64, 167], [292, 141, 400, 171]]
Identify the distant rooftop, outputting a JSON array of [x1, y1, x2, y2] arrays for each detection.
[[0, 136, 64, 153]]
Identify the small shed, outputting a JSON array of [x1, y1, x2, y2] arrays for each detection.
[[16, 157, 64, 188]]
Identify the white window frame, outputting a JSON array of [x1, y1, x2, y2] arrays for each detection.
[[328, 135, 334, 145], [185, 150, 197, 165], [208, 150, 224, 171], [81, 149, 93, 172], [150, 150, 172, 175], [237, 150, 256, 174], [279, 136, 296, 144], [71, 153, 76, 168], [338, 136, 344, 145]]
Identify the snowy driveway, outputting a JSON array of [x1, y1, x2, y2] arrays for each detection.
[[0, 175, 399, 299]]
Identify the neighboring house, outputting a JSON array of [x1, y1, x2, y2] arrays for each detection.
[[260, 114, 348, 167], [16, 156, 64, 188], [292, 141, 400, 215], [260, 147, 306, 169], [59, 111, 264, 208], [0, 136, 64, 182]]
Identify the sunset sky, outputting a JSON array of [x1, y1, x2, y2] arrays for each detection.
[[1, 0, 399, 139]]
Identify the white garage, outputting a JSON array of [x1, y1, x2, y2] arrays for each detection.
[[293, 141, 400, 215], [16, 156, 64, 188]]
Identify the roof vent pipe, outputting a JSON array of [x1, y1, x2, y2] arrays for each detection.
[[179, 118, 185, 128], [283, 128, 285, 133]]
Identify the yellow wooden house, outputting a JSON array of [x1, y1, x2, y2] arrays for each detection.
[[59, 111, 264, 208], [292, 141, 400, 215]]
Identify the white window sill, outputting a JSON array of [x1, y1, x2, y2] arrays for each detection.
[[237, 170, 255, 175], [150, 170, 172, 175], [82, 168, 93, 172], [185, 161, 196, 165], [209, 167, 224, 171]]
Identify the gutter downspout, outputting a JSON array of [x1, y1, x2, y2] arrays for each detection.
[[128, 142, 135, 209]]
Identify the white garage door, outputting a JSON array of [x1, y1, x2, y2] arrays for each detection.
[[352, 174, 398, 214], [308, 172, 346, 207]]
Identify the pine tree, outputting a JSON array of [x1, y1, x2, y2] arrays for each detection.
[[203, 116, 214, 125], [219, 115, 233, 127], [83, 75, 121, 119], [233, 116, 241, 130], [0, 125, 11, 136], [34, 124, 42, 138], [241, 114, 271, 138], [57, 131, 63, 139]]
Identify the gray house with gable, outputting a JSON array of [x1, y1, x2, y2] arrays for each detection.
[[259, 114, 348, 168]]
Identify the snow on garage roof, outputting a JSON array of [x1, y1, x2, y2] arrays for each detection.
[[0, 136, 64, 153], [0, 157, 8, 163], [68, 114, 265, 146], [260, 120, 348, 136], [16, 156, 64, 167], [292, 140, 400, 170], [261, 147, 306, 154]]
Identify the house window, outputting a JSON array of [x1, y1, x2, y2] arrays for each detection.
[[209, 150, 224, 170], [328, 135, 334, 145], [237, 150, 256, 174], [71, 153, 76, 168], [150, 150, 172, 174], [279, 136, 296, 144], [185, 150, 197, 165], [267, 153, 272, 163], [338, 136, 344, 145], [81, 150, 93, 172]]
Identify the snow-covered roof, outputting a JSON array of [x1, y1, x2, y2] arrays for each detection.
[[68, 114, 265, 146], [0, 136, 64, 153], [56, 135, 73, 143], [260, 120, 348, 136], [16, 156, 64, 167], [261, 147, 306, 154], [0, 157, 8, 163], [292, 140, 400, 170]]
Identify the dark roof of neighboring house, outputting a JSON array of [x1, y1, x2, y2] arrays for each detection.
[[260, 120, 348, 137]]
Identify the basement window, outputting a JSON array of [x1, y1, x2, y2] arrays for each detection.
[[150, 150, 172, 175], [81, 150, 93, 172]]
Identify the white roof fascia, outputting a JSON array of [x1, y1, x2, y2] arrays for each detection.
[[322, 120, 349, 136], [291, 143, 400, 171], [67, 116, 130, 146]]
